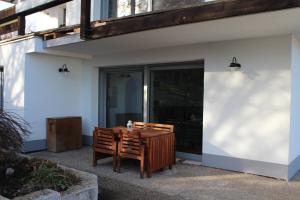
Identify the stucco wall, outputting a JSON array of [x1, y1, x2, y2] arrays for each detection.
[[23, 53, 98, 142], [25, 7, 65, 33], [24, 54, 84, 141], [0, 34, 293, 167], [289, 36, 300, 163], [80, 62, 99, 138], [12, 0, 78, 32], [87, 35, 292, 165], [0, 39, 37, 117], [0, 37, 98, 145], [66, 0, 81, 26]]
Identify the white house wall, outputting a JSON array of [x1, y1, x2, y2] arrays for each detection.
[[0, 38, 37, 117], [24, 53, 83, 140], [0, 33, 295, 179], [80, 61, 99, 144], [23, 53, 99, 151], [86, 35, 292, 179], [15, 0, 110, 31], [288, 36, 300, 179], [0, 37, 98, 152], [66, 0, 81, 26], [66, 0, 100, 25], [25, 9, 63, 33], [14, 0, 78, 33]]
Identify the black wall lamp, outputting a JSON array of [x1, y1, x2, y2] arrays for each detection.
[[228, 57, 241, 72], [59, 64, 70, 76]]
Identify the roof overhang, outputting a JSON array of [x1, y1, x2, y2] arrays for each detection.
[[82, 0, 300, 41], [45, 7, 300, 56]]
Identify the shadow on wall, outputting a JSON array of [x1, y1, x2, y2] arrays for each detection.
[[203, 67, 290, 164], [0, 41, 27, 115]]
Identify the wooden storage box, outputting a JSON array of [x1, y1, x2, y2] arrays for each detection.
[[47, 117, 82, 152]]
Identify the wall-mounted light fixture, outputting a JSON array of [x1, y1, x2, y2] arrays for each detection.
[[59, 64, 70, 76], [228, 57, 241, 72]]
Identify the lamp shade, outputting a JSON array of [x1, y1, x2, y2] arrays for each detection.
[[228, 57, 241, 71], [59, 64, 70, 76]]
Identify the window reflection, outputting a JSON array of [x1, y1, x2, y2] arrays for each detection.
[[108, 0, 211, 19], [106, 71, 144, 127]]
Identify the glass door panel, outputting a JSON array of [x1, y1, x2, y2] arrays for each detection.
[[150, 68, 204, 154], [106, 71, 143, 127]]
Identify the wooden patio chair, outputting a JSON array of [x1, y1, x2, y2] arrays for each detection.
[[147, 123, 176, 165], [93, 128, 117, 172], [133, 121, 146, 129], [117, 130, 145, 178], [147, 123, 174, 132]]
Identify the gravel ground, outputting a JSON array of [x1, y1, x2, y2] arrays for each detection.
[[31, 147, 300, 200]]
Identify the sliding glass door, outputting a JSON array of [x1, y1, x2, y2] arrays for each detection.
[[106, 70, 144, 127], [149, 67, 204, 155], [101, 61, 204, 156]]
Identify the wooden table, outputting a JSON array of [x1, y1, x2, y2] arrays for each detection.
[[113, 127, 175, 178]]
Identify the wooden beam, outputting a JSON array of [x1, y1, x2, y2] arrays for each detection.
[[0, 21, 18, 35], [80, 0, 91, 39], [88, 0, 300, 40], [17, 15, 25, 35], [0, 0, 72, 24], [0, 6, 15, 20]]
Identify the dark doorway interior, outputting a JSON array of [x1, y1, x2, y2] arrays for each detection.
[[150, 66, 204, 155]]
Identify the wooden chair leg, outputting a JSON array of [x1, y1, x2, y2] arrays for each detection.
[[113, 154, 117, 172], [93, 151, 97, 167], [140, 158, 144, 179], [117, 157, 121, 173], [174, 138, 176, 165]]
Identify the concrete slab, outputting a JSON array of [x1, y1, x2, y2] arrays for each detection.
[[31, 147, 300, 200]]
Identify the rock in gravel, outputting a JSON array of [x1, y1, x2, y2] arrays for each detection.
[[5, 168, 14, 177]]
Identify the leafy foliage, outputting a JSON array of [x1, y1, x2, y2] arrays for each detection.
[[23, 159, 80, 192], [0, 156, 80, 199], [0, 111, 30, 154]]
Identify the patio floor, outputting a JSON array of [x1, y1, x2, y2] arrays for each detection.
[[31, 147, 300, 200]]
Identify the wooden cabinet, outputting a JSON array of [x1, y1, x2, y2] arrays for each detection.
[[47, 117, 82, 152]]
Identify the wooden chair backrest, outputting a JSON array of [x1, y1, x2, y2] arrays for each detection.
[[147, 123, 174, 132], [120, 130, 142, 157], [93, 128, 115, 152], [133, 121, 145, 129]]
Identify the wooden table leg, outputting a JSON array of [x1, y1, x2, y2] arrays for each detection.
[[146, 139, 152, 178], [147, 171, 152, 178]]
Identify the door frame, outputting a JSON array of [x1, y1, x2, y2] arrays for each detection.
[[98, 60, 204, 161]]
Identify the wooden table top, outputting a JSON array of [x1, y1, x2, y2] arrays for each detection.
[[113, 126, 171, 138]]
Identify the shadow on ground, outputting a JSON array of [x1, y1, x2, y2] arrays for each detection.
[[31, 147, 300, 200]]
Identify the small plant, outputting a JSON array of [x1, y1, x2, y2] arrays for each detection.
[[0, 111, 30, 154], [24, 159, 80, 192], [0, 157, 80, 198], [0, 111, 80, 199]]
